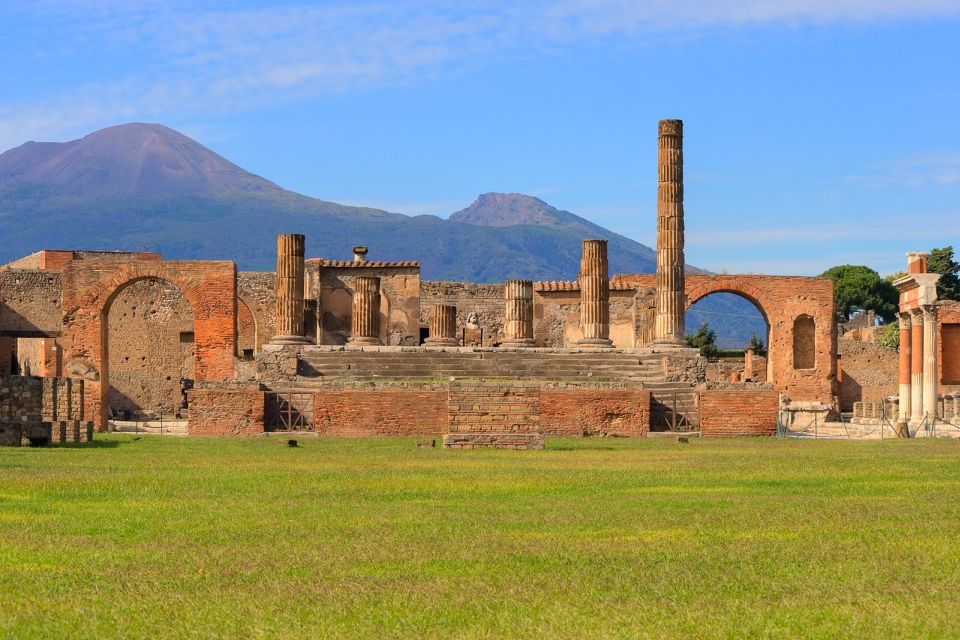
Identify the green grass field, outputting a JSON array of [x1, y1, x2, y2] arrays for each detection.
[[2, 435, 960, 639]]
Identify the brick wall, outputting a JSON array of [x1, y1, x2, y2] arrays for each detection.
[[540, 388, 650, 436], [700, 389, 779, 437], [313, 388, 447, 436], [448, 381, 541, 434], [188, 386, 265, 436]]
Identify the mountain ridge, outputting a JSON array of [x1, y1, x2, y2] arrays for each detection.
[[0, 123, 764, 344]]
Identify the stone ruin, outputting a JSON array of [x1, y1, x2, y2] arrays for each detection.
[[10, 118, 953, 447]]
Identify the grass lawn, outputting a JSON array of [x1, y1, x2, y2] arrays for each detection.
[[2, 435, 960, 639]]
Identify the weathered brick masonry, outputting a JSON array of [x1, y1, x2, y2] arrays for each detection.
[[313, 387, 447, 436], [1, 375, 91, 445], [188, 384, 265, 436], [540, 387, 650, 436], [699, 388, 779, 436]]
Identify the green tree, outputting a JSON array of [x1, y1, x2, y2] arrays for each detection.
[[820, 265, 899, 323], [686, 322, 718, 358], [878, 321, 900, 350], [927, 246, 959, 301], [747, 333, 767, 356]]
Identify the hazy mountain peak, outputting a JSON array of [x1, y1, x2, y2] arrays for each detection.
[[449, 192, 565, 227], [0, 122, 281, 197]]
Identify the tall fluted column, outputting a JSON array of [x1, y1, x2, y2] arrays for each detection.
[[653, 119, 686, 346], [922, 305, 939, 422], [897, 312, 912, 435], [271, 234, 311, 345], [910, 309, 924, 425], [425, 304, 458, 347], [502, 280, 535, 347], [348, 276, 382, 346], [577, 239, 613, 348]]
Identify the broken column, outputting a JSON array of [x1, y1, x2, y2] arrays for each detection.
[[502, 280, 535, 347], [653, 119, 687, 346], [897, 312, 912, 435], [577, 239, 613, 348], [425, 304, 459, 347], [271, 233, 310, 344], [922, 305, 939, 422], [348, 276, 382, 346]]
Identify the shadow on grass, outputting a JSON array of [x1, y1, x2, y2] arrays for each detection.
[[44, 439, 124, 449]]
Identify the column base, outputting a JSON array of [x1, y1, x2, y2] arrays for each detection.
[[500, 338, 535, 348], [576, 338, 613, 349], [347, 336, 382, 346], [650, 337, 687, 349], [269, 335, 312, 345], [424, 337, 459, 347]]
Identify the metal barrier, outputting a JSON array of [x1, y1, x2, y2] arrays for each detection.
[[265, 392, 312, 432]]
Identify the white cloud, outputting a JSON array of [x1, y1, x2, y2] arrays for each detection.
[[3, 0, 960, 150], [843, 152, 960, 188]]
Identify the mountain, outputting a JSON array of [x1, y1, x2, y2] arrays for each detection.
[[0, 123, 764, 344]]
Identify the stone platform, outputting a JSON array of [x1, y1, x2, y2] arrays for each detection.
[[442, 433, 545, 449]]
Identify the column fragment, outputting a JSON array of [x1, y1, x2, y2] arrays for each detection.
[[425, 304, 459, 347], [897, 312, 912, 435], [348, 276, 382, 346], [577, 240, 613, 347], [271, 234, 311, 345], [502, 280, 535, 347]]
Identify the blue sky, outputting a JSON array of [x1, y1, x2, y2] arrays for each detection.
[[2, 0, 958, 276]]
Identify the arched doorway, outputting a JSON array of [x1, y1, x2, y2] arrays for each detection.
[[104, 277, 194, 420], [237, 298, 258, 358], [685, 291, 771, 383]]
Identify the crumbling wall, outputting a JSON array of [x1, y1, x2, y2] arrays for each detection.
[[838, 338, 898, 412], [317, 264, 420, 346], [238, 272, 275, 351], [1, 375, 90, 445], [0, 269, 62, 336], [106, 278, 194, 417], [534, 285, 640, 348], [540, 386, 650, 436], [420, 281, 504, 345]]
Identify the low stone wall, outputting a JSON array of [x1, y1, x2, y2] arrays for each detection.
[[313, 387, 447, 436], [1, 375, 90, 445], [700, 388, 779, 437], [188, 383, 265, 436]]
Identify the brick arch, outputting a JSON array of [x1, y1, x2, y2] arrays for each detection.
[[60, 258, 236, 428], [685, 282, 772, 324]]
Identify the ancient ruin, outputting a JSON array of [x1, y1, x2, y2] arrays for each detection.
[[6, 118, 956, 447]]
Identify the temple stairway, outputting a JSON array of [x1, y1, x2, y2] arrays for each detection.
[[294, 349, 667, 385]]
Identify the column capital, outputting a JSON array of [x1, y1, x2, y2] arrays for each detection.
[[922, 305, 938, 322], [898, 312, 912, 328]]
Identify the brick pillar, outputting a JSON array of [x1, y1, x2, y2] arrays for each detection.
[[743, 348, 754, 382], [425, 304, 458, 347], [922, 305, 938, 422], [348, 276, 382, 346], [897, 312, 912, 434], [653, 119, 686, 346], [502, 280, 535, 347], [910, 309, 924, 425], [577, 239, 613, 348], [271, 234, 311, 345]]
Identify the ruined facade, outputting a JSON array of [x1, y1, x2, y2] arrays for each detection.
[[0, 118, 855, 446]]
